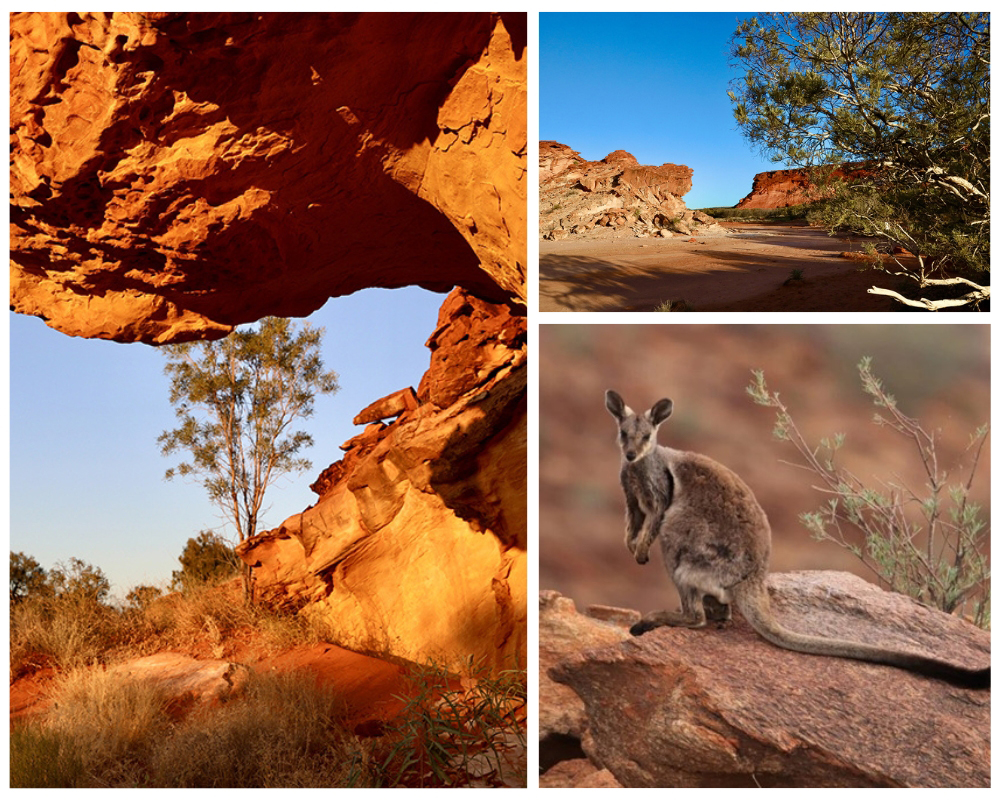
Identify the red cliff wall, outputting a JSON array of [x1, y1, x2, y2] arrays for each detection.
[[736, 165, 865, 209]]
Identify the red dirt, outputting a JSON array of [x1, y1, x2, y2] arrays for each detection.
[[538, 222, 907, 312]]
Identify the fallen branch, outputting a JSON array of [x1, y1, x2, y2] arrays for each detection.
[[868, 284, 990, 310]]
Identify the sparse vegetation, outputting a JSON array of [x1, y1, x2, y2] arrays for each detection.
[[653, 299, 694, 312], [10, 550, 526, 788], [696, 203, 818, 222], [748, 358, 990, 628], [10, 639, 525, 788]]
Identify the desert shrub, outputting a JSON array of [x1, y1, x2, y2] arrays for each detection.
[[748, 358, 990, 627], [10, 592, 125, 674], [373, 660, 527, 788], [170, 530, 238, 592]]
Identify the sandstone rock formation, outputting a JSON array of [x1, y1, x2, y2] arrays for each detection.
[[540, 574, 990, 788], [10, 11, 526, 343], [539, 141, 720, 240], [238, 288, 526, 675], [736, 164, 866, 209], [9, 12, 527, 681]]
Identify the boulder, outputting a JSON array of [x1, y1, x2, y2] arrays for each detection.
[[109, 653, 251, 718], [541, 573, 990, 788], [9, 11, 526, 343], [353, 387, 419, 426]]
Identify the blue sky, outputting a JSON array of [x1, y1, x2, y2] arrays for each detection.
[[9, 287, 443, 601], [541, 11, 789, 209]]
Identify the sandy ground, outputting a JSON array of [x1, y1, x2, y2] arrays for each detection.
[[539, 222, 905, 312]]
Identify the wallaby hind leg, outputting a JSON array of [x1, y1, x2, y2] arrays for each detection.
[[631, 585, 707, 636], [703, 595, 731, 622]]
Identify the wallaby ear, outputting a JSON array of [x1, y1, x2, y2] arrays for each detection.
[[605, 389, 627, 420], [649, 398, 674, 426]]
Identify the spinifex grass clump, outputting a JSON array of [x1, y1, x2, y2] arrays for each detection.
[[10, 669, 373, 788], [748, 358, 990, 627]]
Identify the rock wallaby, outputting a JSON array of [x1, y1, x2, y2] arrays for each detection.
[[605, 389, 990, 690]]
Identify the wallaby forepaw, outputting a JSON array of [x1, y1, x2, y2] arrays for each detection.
[[630, 620, 656, 636], [635, 552, 649, 565]]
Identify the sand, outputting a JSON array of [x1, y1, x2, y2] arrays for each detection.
[[538, 222, 905, 312]]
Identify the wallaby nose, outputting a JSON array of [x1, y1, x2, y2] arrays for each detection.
[[625, 451, 637, 462]]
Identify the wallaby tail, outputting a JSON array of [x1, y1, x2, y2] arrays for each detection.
[[732, 575, 990, 690]]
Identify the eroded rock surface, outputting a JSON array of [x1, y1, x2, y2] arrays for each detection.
[[238, 288, 527, 675], [735, 165, 866, 209], [109, 653, 251, 717], [539, 141, 719, 240], [540, 574, 990, 788], [10, 11, 526, 343]]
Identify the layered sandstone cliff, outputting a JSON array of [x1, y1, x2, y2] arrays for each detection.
[[539, 141, 719, 240], [238, 289, 526, 673], [10, 11, 526, 343], [736, 165, 865, 210]]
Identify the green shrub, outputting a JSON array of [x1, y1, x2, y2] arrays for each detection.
[[748, 358, 990, 627]]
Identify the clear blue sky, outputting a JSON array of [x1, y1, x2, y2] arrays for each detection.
[[9, 287, 443, 602], [541, 11, 790, 209]]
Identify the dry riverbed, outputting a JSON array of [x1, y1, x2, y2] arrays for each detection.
[[539, 222, 906, 312]]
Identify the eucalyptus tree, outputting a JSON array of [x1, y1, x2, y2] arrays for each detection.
[[158, 318, 339, 602], [729, 12, 989, 310]]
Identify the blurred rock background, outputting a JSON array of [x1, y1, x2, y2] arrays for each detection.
[[539, 324, 990, 616]]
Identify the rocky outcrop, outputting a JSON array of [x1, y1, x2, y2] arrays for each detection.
[[9, 11, 526, 343], [109, 654, 251, 719], [540, 574, 990, 788], [237, 288, 526, 675], [539, 141, 719, 240], [736, 165, 866, 209]]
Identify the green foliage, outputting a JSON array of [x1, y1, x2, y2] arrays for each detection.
[[748, 359, 990, 627], [374, 661, 526, 788], [10, 551, 49, 604], [696, 204, 816, 222], [730, 13, 989, 309], [171, 531, 238, 592], [158, 317, 338, 600]]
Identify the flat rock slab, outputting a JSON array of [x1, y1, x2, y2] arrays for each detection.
[[542, 572, 990, 788]]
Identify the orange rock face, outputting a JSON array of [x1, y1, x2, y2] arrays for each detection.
[[9, 11, 526, 343], [238, 288, 527, 674], [735, 165, 865, 209]]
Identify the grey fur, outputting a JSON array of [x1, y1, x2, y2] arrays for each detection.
[[605, 390, 989, 689]]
